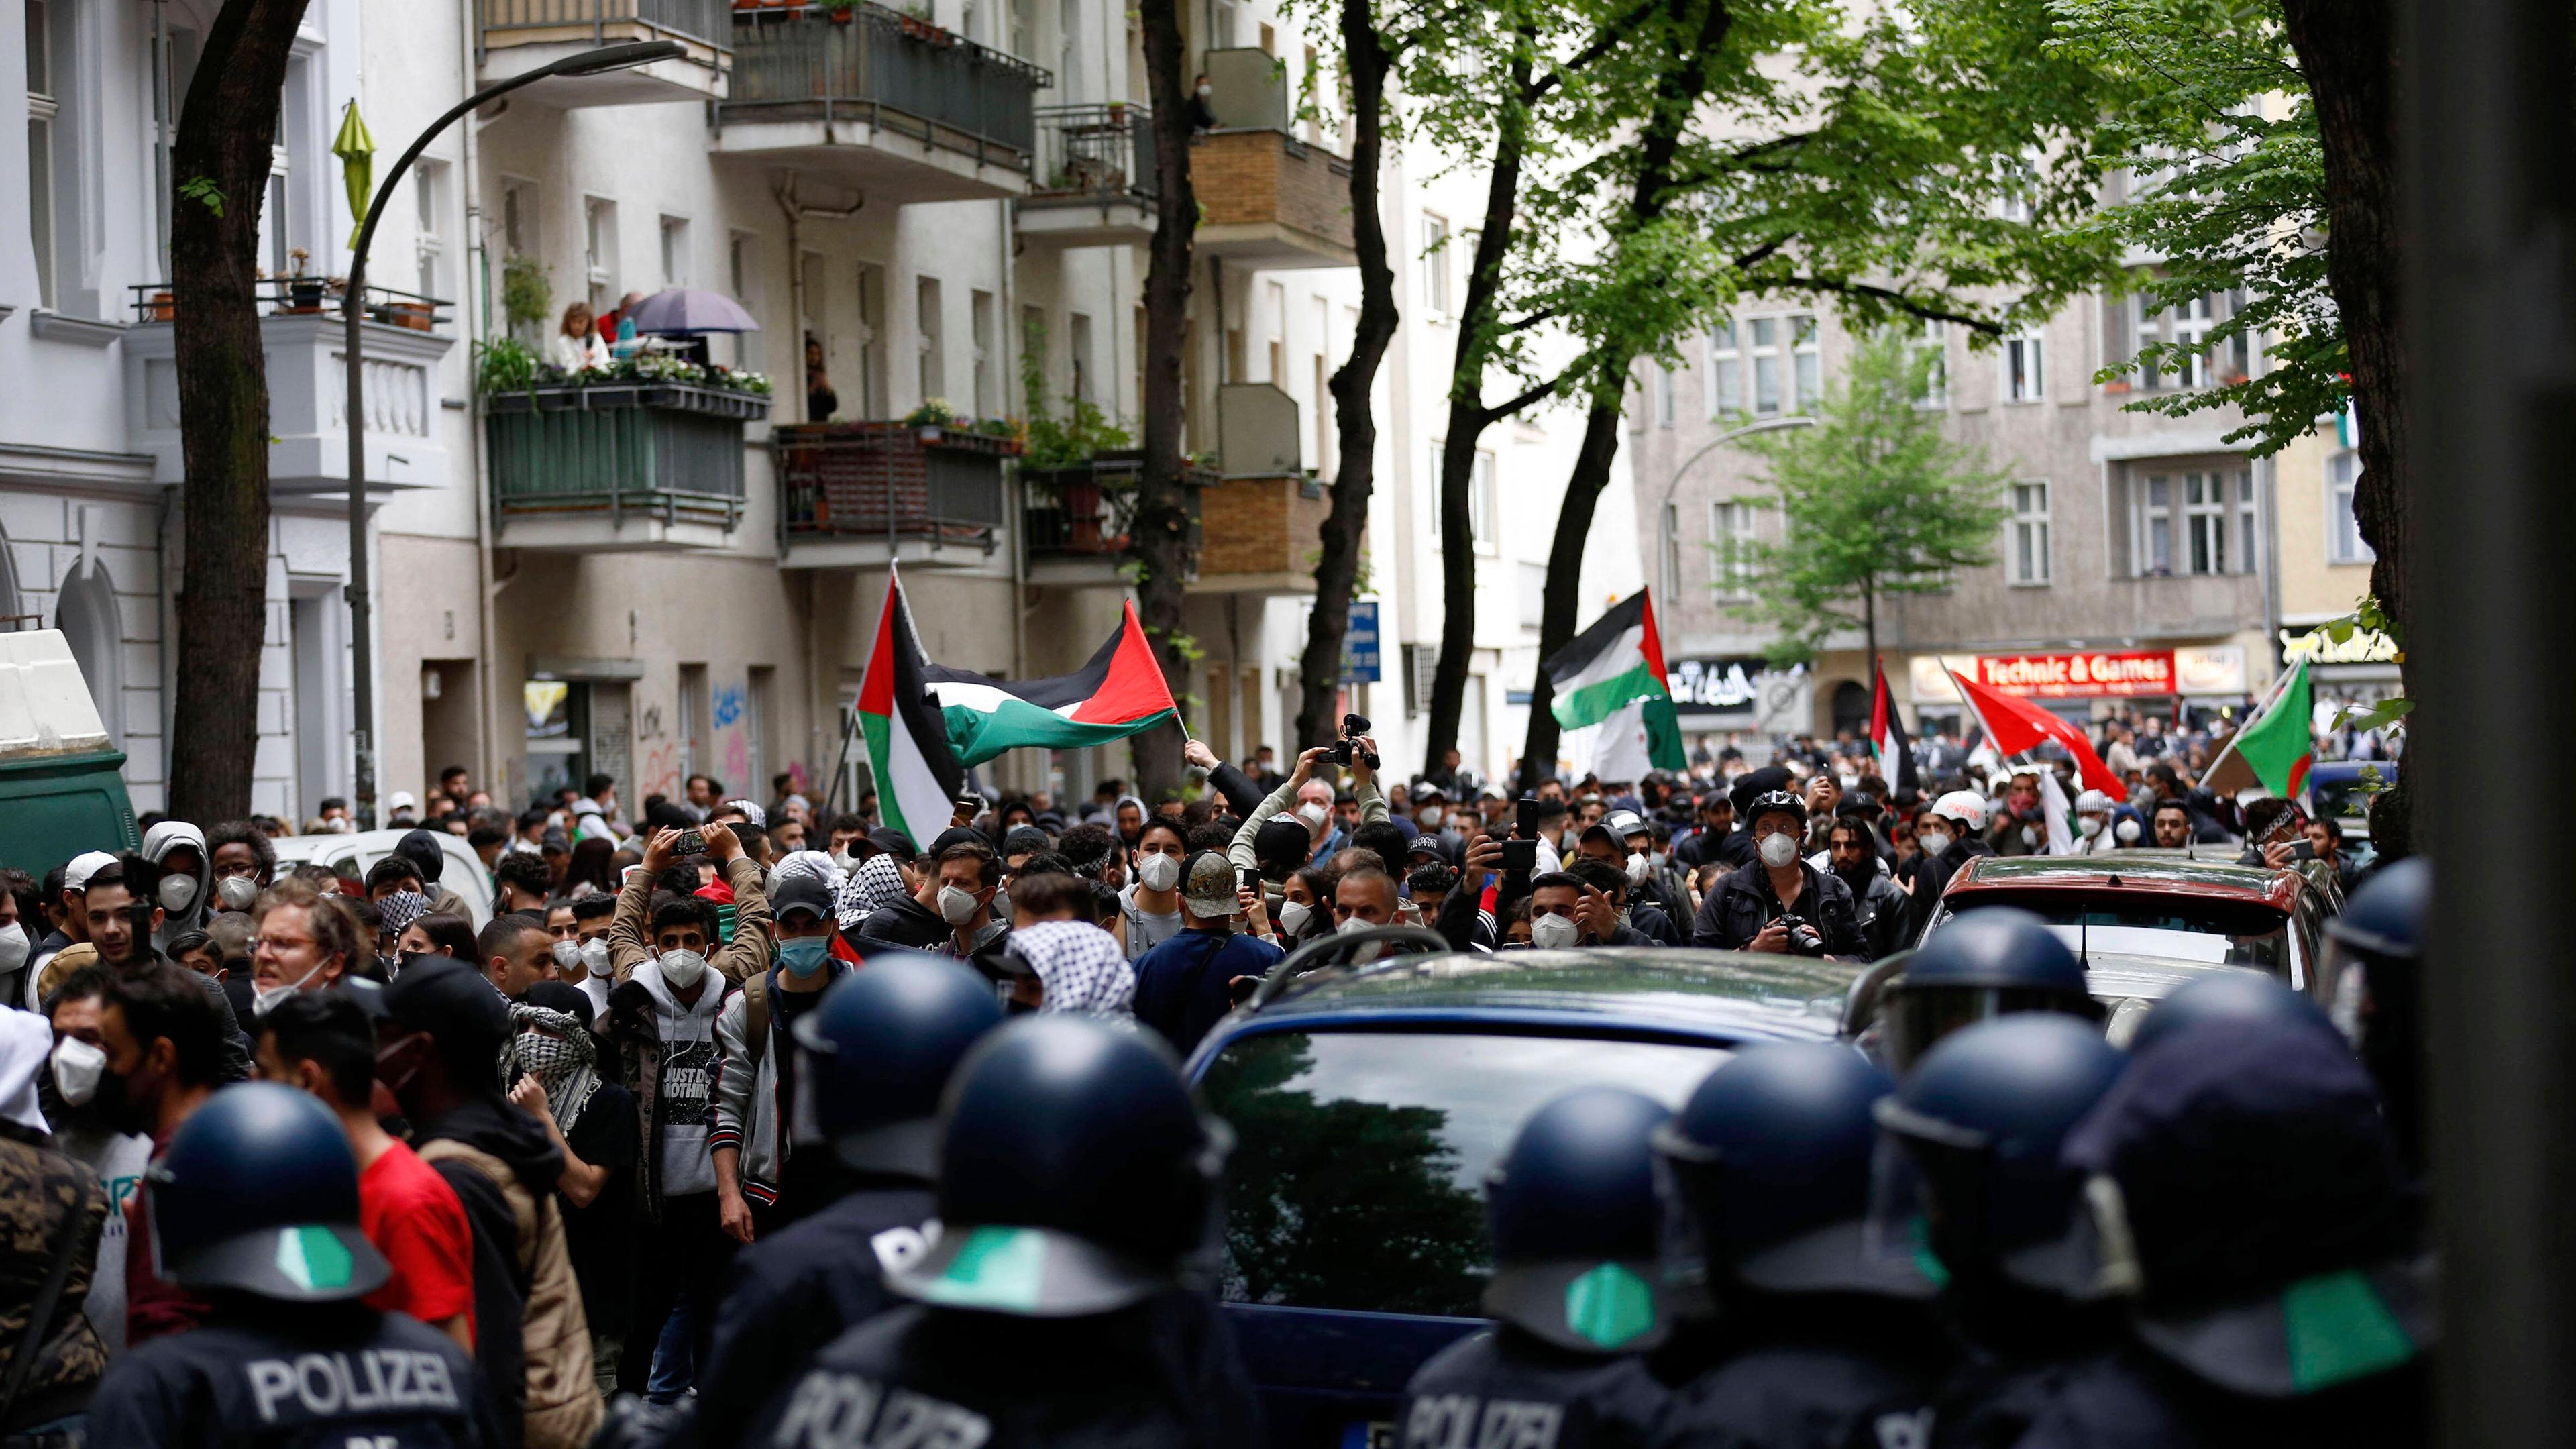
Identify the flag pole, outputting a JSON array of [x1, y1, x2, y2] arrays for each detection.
[[2197, 658, 2300, 791]]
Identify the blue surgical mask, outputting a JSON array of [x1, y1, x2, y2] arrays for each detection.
[[777, 936, 832, 977]]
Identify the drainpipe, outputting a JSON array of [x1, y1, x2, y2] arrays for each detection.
[[461, 0, 503, 792]]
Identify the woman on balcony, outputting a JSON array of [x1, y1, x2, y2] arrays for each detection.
[[552, 301, 610, 372]]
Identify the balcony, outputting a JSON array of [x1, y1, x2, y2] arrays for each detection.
[[477, 0, 731, 105], [486, 379, 768, 551], [714, 4, 1051, 203], [1020, 449, 1215, 587], [776, 420, 1016, 569], [121, 281, 458, 500], [1016, 104, 1157, 248], [1189, 48, 1354, 270], [1192, 472, 1334, 594]]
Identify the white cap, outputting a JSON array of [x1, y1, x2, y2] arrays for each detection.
[[2074, 789, 2115, 814], [63, 851, 117, 890], [388, 790, 419, 812], [1931, 790, 1989, 831], [722, 800, 768, 829]]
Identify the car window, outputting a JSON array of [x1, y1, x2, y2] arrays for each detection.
[[1200, 1028, 1727, 1318], [1937, 896, 2288, 971]]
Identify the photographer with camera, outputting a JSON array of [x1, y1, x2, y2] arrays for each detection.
[[1226, 715, 1391, 880], [1692, 790, 1866, 959]]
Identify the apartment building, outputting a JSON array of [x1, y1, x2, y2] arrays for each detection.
[[1, 0, 1634, 817], [1630, 286, 2284, 743], [2271, 409, 2392, 716]]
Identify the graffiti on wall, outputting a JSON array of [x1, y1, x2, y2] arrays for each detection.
[[635, 699, 681, 800], [714, 685, 749, 788]]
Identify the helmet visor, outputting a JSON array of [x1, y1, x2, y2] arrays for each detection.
[[1862, 1102, 1988, 1283], [1881, 985, 2099, 1072]]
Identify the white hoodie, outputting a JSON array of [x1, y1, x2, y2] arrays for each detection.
[[630, 954, 725, 1198]]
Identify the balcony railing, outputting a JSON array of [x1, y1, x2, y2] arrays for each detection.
[[127, 279, 455, 333], [478, 0, 733, 56], [777, 421, 1016, 552], [487, 382, 765, 540], [1030, 103, 1156, 203], [1020, 449, 1214, 561], [721, 4, 1050, 171]]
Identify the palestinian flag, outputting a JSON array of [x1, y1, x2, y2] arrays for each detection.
[[857, 570, 968, 849], [2203, 661, 2316, 800], [1947, 663, 2125, 796], [924, 601, 1181, 767], [1868, 660, 1920, 797], [1544, 590, 1686, 771]]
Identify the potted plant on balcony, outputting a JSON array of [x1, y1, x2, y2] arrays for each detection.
[[905, 398, 956, 442], [826, 0, 858, 23]]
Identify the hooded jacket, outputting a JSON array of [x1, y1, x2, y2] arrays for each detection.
[[604, 955, 726, 1216], [141, 820, 211, 949]]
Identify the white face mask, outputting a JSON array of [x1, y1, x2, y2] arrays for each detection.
[[1296, 802, 1330, 830], [1277, 900, 1313, 936], [2021, 825, 2039, 847], [1196, 83, 1212, 97], [938, 885, 985, 926], [50, 1036, 105, 1107], [1136, 853, 1181, 892], [1919, 829, 1954, 857], [658, 947, 709, 989], [1530, 912, 1583, 951], [2078, 816, 2105, 839], [216, 876, 260, 912], [158, 875, 199, 913], [252, 961, 327, 1018], [1758, 832, 1799, 869], [2115, 818, 2143, 844], [830, 851, 857, 873], [0, 923, 26, 977], [550, 938, 582, 972], [580, 937, 614, 977], [1623, 854, 1650, 885], [1419, 808, 1443, 830]]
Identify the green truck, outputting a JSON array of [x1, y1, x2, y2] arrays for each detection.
[[0, 629, 140, 875]]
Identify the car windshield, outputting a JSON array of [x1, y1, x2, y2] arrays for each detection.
[[1936, 895, 2289, 971], [2310, 771, 2388, 824], [1200, 1028, 1727, 1318]]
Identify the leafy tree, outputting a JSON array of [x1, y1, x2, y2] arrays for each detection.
[[1131, 0, 1200, 792], [1727, 333, 2011, 668]]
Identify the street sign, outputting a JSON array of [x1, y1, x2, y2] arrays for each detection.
[[1341, 601, 1381, 684]]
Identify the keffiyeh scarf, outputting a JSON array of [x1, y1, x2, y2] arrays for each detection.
[[376, 889, 433, 938], [837, 852, 912, 929], [1011, 920, 1136, 1017], [504, 1002, 601, 1133]]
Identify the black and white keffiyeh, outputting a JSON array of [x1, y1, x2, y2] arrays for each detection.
[[837, 853, 912, 929], [1011, 920, 1136, 1016], [505, 1002, 601, 1133]]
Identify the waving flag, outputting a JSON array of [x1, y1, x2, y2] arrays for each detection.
[[857, 570, 967, 849], [924, 601, 1181, 767], [1868, 660, 1920, 796], [2202, 661, 2316, 800], [1544, 590, 1686, 772], [1946, 663, 2124, 796]]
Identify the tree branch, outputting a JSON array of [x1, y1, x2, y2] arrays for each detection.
[[1746, 274, 2005, 335], [1495, 307, 1560, 336], [1477, 362, 1585, 425], [1527, 0, 1664, 101]]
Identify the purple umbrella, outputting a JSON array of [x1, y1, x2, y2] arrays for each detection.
[[625, 288, 761, 335]]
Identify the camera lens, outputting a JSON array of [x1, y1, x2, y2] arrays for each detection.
[[1343, 713, 1371, 735]]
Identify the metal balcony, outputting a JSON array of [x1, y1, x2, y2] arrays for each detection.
[[1020, 449, 1214, 586], [775, 420, 1016, 569], [486, 382, 766, 551], [714, 4, 1051, 203], [1017, 103, 1157, 248], [477, 0, 732, 105]]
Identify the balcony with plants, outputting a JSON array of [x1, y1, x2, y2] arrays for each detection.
[[477, 335, 773, 552], [1017, 103, 1157, 248], [714, 1, 1051, 203], [775, 398, 1021, 569], [476, 0, 733, 104]]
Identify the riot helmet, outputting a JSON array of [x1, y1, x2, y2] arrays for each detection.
[[792, 951, 1006, 1178], [1483, 1087, 1672, 1354], [1878, 906, 2098, 1070], [148, 1081, 391, 1303]]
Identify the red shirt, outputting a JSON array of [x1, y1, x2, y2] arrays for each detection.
[[359, 1139, 477, 1342]]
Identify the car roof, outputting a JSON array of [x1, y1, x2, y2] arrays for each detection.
[[268, 830, 494, 926], [1194, 948, 1859, 1065], [1946, 851, 2302, 912]]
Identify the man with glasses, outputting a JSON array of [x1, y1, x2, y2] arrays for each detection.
[[247, 877, 362, 1016]]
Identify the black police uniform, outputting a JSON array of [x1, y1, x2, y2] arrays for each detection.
[[749, 1292, 1261, 1449], [2014, 1342, 2430, 1449], [1650, 1299, 1947, 1449], [86, 1302, 500, 1448], [1402, 1325, 1667, 1449], [691, 1179, 939, 1448]]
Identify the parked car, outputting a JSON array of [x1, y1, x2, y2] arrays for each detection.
[[1185, 943, 1863, 1448], [268, 830, 495, 927], [2308, 758, 2396, 850]]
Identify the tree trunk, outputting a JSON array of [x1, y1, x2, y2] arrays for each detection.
[[167, 0, 313, 824], [1131, 0, 1198, 797], [1293, 0, 1399, 751], [2277, 0, 2408, 855], [1863, 580, 1878, 677], [1424, 70, 1534, 771], [1516, 0, 1734, 790]]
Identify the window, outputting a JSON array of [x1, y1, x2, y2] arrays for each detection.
[[1470, 451, 1497, 554], [1750, 317, 1781, 416], [2327, 451, 2373, 564], [1658, 502, 1681, 600], [1792, 314, 1820, 413], [856, 263, 887, 417], [2185, 471, 2227, 574], [1911, 320, 1949, 408], [2008, 481, 2051, 586], [2139, 474, 2174, 575], [1655, 366, 1675, 427], [659, 214, 690, 289], [413, 160, 448, 302], [1421, 214, 1450, 315], [1068, 310, 1093, 405], [916, 276, 945, 405], [1518, 563, 1546, 629], [1264, 279, 1286, 382], [27, 0, 58, 309], [2235, 468, 2259, 573], [678, 665, 709, 784], [727, 229, 761, 371], [584, 197, 619, 313], [971, 288, 996, 415], [1707, 319, 1741, 418], [1710, 500, 1756, 595], [1303, 44, 1322, 144], [2002, 329, 2045, 402], [2135, 468, 2251, 578], [2140, 292, 2219, 390]]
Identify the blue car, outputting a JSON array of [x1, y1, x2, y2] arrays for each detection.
[[1183, 944, 1865, 1448]]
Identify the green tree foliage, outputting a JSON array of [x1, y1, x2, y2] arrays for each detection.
[[2047, 0, 2335, 457], [1729, 333, 2010, 667]]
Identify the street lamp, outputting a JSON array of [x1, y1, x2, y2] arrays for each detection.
[[342, 40, 683, 828]]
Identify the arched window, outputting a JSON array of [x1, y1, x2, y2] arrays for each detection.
[[1829, 679, 1870, 740], [54, 559, 122, 749]]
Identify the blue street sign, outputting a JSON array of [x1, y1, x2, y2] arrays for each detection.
[[1341, 601, 1381, 684]]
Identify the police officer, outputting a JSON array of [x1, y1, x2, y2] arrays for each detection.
[[1874, 907, 2100, 1071], [2017, 1017, 2433, 1447], [85, 1081, 500, 1448], [1399, 1088, 1673, 1449], [745, 1015, 1261, 1448], [1649, 1042, 1946, 1449], [2316, 857, 2427, 1175], [686, 952, 1006, 1448], [2123, 971, 2338, 1059], [1870, 1016, 2127, 1448], [1692, 791, 1866, 958]]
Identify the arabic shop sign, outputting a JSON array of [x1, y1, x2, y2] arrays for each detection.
[[2280, 625, 2400, 667]]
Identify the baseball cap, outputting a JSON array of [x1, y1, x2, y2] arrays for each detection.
[[865, 828, 918, 863], [1408, 835, 1446, 861], [380, 953, 512, 1059], [1603, 809, 1649, 839], [928, 826, 987, 857], [1179, 851, 1238, 919], [1002, 826, 1053, 859], [1931, 790, 1989, 830], [388, 791, 419, 813], [772, 871, 835, 922], [62, 851, 117, 891]]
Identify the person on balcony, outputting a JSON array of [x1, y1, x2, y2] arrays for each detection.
[[1189, 73, 1218, 131], [552, 303, 608, 372], [804, 335, 838, 423]]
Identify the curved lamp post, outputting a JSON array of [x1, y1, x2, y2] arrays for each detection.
[[343, 40, 683, 827]]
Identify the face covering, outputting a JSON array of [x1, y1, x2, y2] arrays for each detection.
[[2078, 816, 2105, 839], [938, 885, 985, 926], [1530, 912, 1583, 951], [1197, 83, 1213, 97], [658, 948, 710, 989], [158, 875, 198, 914], [1277, 900, 1312, 937], [777, 936, 833, 976], [1136, 853, 1182, 892], [830, 851, 857, 873], [216, 875, 260, 912], [1296, 802, 1330, 830], [252, 961, 327, 1018], [49, 1036, 105, 1107], [580, 937, 613, 977], [550, 938, 583, 973], [1624, 854, 1650, 885], [1419, 808, 1444, 830], [1919, 829, 1954, 857], [1758, 832, 1800, 869], [2114, 818, 2143, 844], [0, 923, 26, 977]]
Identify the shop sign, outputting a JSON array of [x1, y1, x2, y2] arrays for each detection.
[[2175, 645, 2247, 695], [1666, 657, 1765, 712], [2280, 625, 2399, 667], [1976, 650, 2176, 698]]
